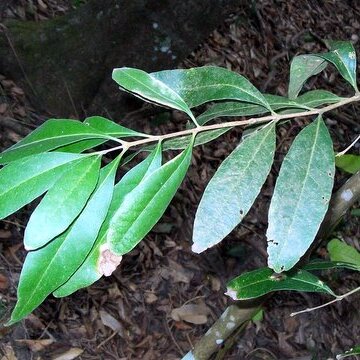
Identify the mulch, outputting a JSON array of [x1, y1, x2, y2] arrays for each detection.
[[0, 1, 359, 359]]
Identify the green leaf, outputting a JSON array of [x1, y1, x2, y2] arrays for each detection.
[[297, 90, 343, 108], [288, 55, 327, 99], [112, 67, 196, 122], [24, 156, 101, 250], [0, 119, 109, 164], [337, 345, 360, 359], [162, 128, 231, 150], [0, 152, 86, 220], [304, 260, 360, 272], [267, 116, 335, 272], [318, 41, 358, 92], [152, 66, 271, 111], [196, 94, 309, 126], [192, 123, 276, 253], [8, 157, 120, 324], [327, 238, 360, 268], [56, 116, 142, 153], [335, 154, 360, 174], [108, 140, 193, 255], [226, 267, 335, 300], [53, 144, 162, 297]]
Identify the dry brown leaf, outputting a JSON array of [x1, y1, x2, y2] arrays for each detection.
[[16, 339, 54, 352], [99, 310, 121, 333], [0, 344, 17, 360], [51, 348, 83, 360], [171, 303, 210, 325], [0, 274, 8, 290]]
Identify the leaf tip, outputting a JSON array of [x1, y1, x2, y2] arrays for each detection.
[[98, 243, 122, 277], [191, 242, 205, 254], [224, 288, 238, 301]]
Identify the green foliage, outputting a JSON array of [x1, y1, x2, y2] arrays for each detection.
[[335, 154, 360, 174], [0, 40, 359, 324], [337, 345, 360, 359], [327, 238, 360, 268]]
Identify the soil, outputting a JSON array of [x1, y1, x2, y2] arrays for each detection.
[[0, 1, 359, 359]]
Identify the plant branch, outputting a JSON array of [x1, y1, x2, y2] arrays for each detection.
[[184, 169, 360, 360], [116, 93, 360, 152]]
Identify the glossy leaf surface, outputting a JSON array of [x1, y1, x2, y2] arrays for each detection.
[[288, 55, 327, 99], [108, 141, 193, 255], [152, 66, 271, 110], [192, 123, 276, 253], [0, 119, 108, 164], [112, 67, 195, 121], [297, 90, 343, 108], [196, 94, 309, 126], [335, 154, 360, 174], [57, 116, 141, 153], [226, 267, 335, 300], [54, 145, 162, 297], [267, 116, 335, 272], [9, 157, 119, 324], [327, 238, 360, 268], [0, 152, 84, 220], [304, 260, 360, 272], [319, 41, 358, 91], [24, 156, 101, 250]]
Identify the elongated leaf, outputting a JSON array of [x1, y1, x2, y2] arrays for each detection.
[[0, 119, 109, 164], [225, 267, 335, 300], [304, 260, 360, 272], [197, 94, 309, 126], [24, 156, 101, 250], [0, 152, 86, 220], [335, 154, 360, 174], [152, 66, 271, 111], [267, 116, 335, 272], [112, 67, 196, 122], [108, 141, 193, 255], [327, 238, 360, 268], [288, 55, 327, 99], [57, 116, 142, 153], [54, 144, 162, 297], [337, 345, 360, 359], [8, 157, 120, 324], [163, 128, 231, 150], [297, 90, 343, 108], [318, 41, 358, 92], [192, 123, 276, 253]]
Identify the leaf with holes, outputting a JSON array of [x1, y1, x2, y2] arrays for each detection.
[[53, 144, 162, 297], [267, 116, 335, 272], [192, 123, 276, 253], [24, 156, 101, 250], [0, 119, 110, 164], [0, 152, 86, 220], [288, 55, 327, 99], [225, 267, 335, 300], [152, 66, 271, 111], [108, 140, 193, 255], [8, 157, 120, 324]]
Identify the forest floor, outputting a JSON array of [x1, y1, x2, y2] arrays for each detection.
[[0, 1, 359, 359]]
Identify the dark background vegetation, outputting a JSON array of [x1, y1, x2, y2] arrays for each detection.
[[0, 1, 359, 359]]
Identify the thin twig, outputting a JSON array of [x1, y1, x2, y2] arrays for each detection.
[[336, 134, 360, 156], [290, 286, 360, 317], [92, 94, 360, 155]]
